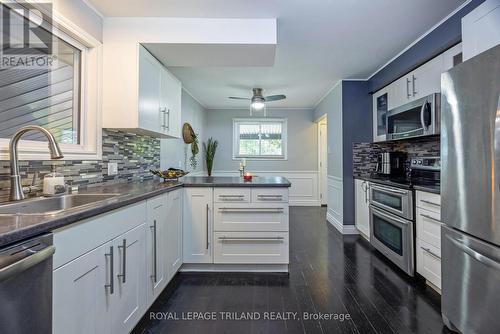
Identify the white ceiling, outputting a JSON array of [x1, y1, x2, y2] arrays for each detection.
[[90, 0, 466, 109]]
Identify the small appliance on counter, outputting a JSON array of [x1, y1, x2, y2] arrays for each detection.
[[375, 151, 407, 176]]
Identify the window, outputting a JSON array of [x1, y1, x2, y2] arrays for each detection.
[[233, 118, 287, 160], [0, 3, 102, 160]]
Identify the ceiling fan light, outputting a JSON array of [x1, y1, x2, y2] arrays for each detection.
[[251, 101, 265, 110]]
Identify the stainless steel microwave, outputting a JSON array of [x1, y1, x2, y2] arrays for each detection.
[[386, 93, 440, 141]]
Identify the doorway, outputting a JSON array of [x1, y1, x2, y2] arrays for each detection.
[[318, 116, 328, 206]]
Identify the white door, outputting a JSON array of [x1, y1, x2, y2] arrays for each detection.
[[161, 69, 182, 138], [146, 195, 168, 305], [355, 179, 370, 239], [183, 188, 213, 263], [53, 242, 111, 334], [138, 46, 162, 134], [167, 189, 183, 277], [319, 121, 328, 205], [111, 224, 147, 334]]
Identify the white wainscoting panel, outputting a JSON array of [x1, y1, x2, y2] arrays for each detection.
[[327, 175, 344, 231], [206, 171, 320, 206]]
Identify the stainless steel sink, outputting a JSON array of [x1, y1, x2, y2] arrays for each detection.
[[0, 194, 121, 215]]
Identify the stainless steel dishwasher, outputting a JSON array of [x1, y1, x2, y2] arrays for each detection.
[[0, 234, 55, 334]]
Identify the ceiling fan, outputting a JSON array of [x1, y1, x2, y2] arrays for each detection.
[[229, 88, 286, 116]]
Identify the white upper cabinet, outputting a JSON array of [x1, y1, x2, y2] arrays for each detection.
[[372, 86, 391, 142], [442, 43, 463, 72], [462, 0, 500, 61], [103, 44, 182, 138]]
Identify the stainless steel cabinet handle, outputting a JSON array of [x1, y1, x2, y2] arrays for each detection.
[[420, 199, 440, 207], [117, 239, 126, 283], [219, 236, 284, 242], [421, 247, 441, 259], [206, 204, 209, 250], [166, 109, 170, 130], [160, 107, 167, 129], [257, 195, 283, 198], [219, 208, 284, 213], [412, 75, 417, 96], [150, 220, 157, 283], [105, 246, 114, 294], [420, 213, 441, 223], [406, 77, 412, 98], [219, 195, 244, 197]]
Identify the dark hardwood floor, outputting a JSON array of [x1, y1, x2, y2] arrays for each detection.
[[133, 206, 449, 334]]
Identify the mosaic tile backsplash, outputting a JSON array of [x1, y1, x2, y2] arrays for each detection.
[[353, 136, 440, 177], [0, 129, 161, 202]]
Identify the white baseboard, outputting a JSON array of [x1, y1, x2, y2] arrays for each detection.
[[180, 263, 289, 272], [327, 211, 359, 235]]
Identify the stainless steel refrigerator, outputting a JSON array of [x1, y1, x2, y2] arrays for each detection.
[[441, 44, 500, 333]]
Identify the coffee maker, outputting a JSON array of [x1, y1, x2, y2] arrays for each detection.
[[375, 152, 407, 176]]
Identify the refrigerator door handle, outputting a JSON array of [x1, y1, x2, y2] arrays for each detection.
[[447, 234, 500, 271]]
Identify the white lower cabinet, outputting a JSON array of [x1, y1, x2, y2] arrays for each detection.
[[415, 190, 442, 291], [146, 194, 168, 306], [166, 189, 183, 276], [111, 224, 147, 334], [183, 187, 213, 263], [53, 223, 147, 334], [53, 242, 111, 334], [214, 232, 289, 264], [354, 179, 370, 239]]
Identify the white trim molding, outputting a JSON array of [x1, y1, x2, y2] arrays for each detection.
[[210, 170, 320, 206]]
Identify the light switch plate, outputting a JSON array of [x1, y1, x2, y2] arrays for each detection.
[[108, 162, 118, 176]]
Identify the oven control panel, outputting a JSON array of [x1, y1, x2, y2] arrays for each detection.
[[410, 156, 440, 171]]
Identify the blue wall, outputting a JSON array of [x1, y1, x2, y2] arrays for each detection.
[[368, 0, 485, 93], [341, 81, 372, 225]]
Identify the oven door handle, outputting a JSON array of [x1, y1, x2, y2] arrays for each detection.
[[370, 185, 408, 195], [370, 206, 411, 226]]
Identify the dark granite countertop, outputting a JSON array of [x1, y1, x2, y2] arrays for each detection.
[[181, 176, 291, 187], [0, 176, 291, 247]]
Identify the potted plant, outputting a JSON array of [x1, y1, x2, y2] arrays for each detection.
[[203, 137, 218, 177]]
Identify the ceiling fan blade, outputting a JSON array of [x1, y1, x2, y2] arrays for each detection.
[[229, 96, 251, 100], [264, 94, 286, 102]]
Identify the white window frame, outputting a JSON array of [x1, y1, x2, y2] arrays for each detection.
[[0, 2, 102, 160], [232, 118, 287, 160]]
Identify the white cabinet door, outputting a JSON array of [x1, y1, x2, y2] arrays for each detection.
[[354, 179, 370, 239], [214, 203, 289, 232], [411, 55, 443, 99], [372, 87, 391, 142], [138, 45, 162, 135], [462, 0, 500, 61], [416, 238, 442, 290], [390, 75, 412, 110], [53, 242, 112, 334], [161, 69, 182, 138], [183, 188, 213, 263], [111, 224, 147, 334], [146, 195, 168, 305], [167, 189, 183, 277]]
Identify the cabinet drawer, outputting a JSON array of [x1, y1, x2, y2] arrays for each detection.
[[214, 188, 251, 203], [214, 232, 289, 264], [416, 207, 441, 249], [416, 191, 441, 213], [251, 188, 288, 203], [214, 203, 289, 232], [416, 239, 441, 290]]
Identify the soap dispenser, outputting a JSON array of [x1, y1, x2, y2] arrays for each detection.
[[43, 166, 66, 196]]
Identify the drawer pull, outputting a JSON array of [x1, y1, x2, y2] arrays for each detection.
[[257, 195, 283, 198], [421, 247, 441, 260], [420, 214, 441, 223], [420, 199, 440, 207], [219, 195, 245, 197], [219, 208, 284, 213], [219, 236, 284, 242]]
